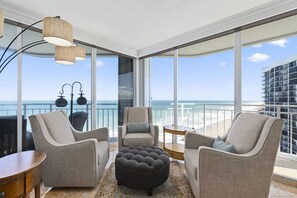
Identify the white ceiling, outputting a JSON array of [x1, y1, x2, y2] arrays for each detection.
[[0, 0, 296, 57]]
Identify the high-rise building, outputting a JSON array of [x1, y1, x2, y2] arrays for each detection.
[[262, 55, 297, 155]]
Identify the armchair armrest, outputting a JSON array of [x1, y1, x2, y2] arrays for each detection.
[[185, 132, 215, 149], [118, 124, 127, 151], [150, 125, 159, 146], [42, 138, 99, 186], [197, 146, 266, 197], [72, 127, 109, 142]]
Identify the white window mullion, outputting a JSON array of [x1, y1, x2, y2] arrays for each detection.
[[91, 48, 97, 130], [234, 31, 242, 115], [134, 58, 140, 106], [17, 27, 22, 153]]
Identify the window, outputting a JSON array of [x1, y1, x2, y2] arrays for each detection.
[[96, 51, 118, 138], [150, 53, 174, 127], [178, 34, 234, 136], [22, 29, 92, 132], [242, 14, 297, 155], [0, 23, 19, 156]]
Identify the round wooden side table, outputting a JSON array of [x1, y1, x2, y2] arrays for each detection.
[[163, 125, 195, 160], [0, 151, 46, 198]]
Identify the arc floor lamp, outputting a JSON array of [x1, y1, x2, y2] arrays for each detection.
[[0, 10, 86, 74]]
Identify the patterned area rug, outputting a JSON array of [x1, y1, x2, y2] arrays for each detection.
[[45, 161, 194, 198]]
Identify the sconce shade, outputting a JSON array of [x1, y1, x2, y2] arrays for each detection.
[[73, 46, 86, 60], [55, 46, 76, 65], [55, 96, 68, 107], [43, 17, 73, 46], [0, 11, 3, 38]]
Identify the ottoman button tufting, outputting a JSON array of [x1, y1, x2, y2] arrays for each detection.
[[115, 145, 170, 196]]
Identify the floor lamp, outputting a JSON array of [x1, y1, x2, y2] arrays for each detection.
[[0, 10, 86, 74]]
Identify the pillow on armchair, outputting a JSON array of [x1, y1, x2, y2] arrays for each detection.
[[212, 136, 235, 153], [127, 123, 150, 133]]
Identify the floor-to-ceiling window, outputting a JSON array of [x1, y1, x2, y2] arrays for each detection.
[[96, 51, 119, 140], [0, 20, 129, 157], [150, 52, 174, 128], [149, 35, 235, 138], [22, 28, 92, 132], [0, 23, 18, 156], [242, 14, 297, 156], [147, 12, 297, 180], [178, 34, 234, 137]]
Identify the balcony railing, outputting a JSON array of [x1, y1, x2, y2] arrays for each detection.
[[0, 102, 296, 155], [1, 101, 297, 180], [0, 102, 118, 137]]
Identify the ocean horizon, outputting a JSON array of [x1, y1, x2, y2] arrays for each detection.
[[0, 99, 264, 135]]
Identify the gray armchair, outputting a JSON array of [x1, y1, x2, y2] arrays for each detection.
[[118, 107, 159, 151], [29, 111, 109, 187], [184, 113, 283, 198]]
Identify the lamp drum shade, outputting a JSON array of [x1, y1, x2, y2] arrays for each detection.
[[43, 17, 73, 46], [55, 46, 75, 65], [0, 11, 3, 38], [72, 46, 86, 60]]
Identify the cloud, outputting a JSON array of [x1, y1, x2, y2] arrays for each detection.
[[247, 53, 271, 63], [269, 39, 288, 47], [253, 44, 262, 48], [0, 83, 10, 88], [85, 60, 105, 68], [218, 62, 227, 67], [96, 60, 104, 67]]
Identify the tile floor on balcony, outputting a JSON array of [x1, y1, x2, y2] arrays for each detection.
[[37, 142, 297, 197]]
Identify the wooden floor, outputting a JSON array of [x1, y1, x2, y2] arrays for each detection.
[[38, 142, 297, 197]]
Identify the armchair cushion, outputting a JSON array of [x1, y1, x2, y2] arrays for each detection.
[[212, 136, 235, 153], [127, 122, 149, 133], [225, 113, 269, 154], [128, 107, 149, 123], [41, 111, 76, 144], [123, 133, 154, 145]]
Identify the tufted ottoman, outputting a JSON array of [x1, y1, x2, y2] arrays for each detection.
[[115, 145, 170, 196]]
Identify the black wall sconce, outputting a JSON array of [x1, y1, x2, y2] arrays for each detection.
[[55, 81, 87, 123]]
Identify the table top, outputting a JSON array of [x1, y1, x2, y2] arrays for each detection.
[[163, 125, 196, 133], [0, 151, 46, 180]]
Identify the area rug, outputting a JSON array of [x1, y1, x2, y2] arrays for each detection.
[[45, 161, 194, 198]]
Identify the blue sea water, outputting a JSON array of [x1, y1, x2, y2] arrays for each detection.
[[0, 100, 262, 132], [0, 100, 261, 114]]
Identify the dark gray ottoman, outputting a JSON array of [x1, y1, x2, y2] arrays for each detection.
[[115, 145, 170, 196]]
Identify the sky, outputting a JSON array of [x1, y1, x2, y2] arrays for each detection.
[[1, 35, 297, 102], [151, 35, 297, 101], [0, 52, 119, 101]]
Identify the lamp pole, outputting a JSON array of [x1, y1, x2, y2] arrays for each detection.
[[56, 81, 87, 124]]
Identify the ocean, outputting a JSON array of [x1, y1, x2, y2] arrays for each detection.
[[0, 100, 263, 135]]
